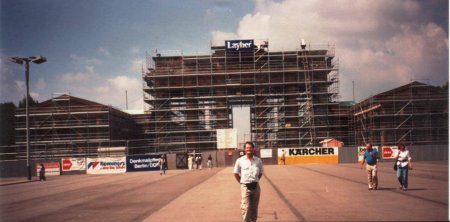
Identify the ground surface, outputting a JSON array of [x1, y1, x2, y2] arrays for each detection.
[[0, 161, 447, 222]]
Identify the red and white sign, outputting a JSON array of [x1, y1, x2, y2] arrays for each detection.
[[382, 146, 398, 159], [36, 162, 60, 176], [61, 158, 86, 171], [87, 157, 126, 174]]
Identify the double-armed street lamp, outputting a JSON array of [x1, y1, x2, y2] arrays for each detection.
[[9, 56, 47, 180]]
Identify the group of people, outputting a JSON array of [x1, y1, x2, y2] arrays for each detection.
[[188, 154, 213, 170], [233, 141, 414, 222], [361, 143, 413, 191]]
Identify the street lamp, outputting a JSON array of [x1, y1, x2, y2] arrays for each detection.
[[9, 56, 47, 180]]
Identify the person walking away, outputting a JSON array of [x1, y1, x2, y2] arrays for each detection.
[[39, 163, 46, 181], [280, 149, 286, 165], [159, 154, 166, 175], [188, 155, 193, 171], [233, 141, 264, 222], [361, 143, 379, 190], [207, 154, 213, 169], [198, 155, 203, 170], [395, 143, 413, 191], [194, 155, 199, 170]]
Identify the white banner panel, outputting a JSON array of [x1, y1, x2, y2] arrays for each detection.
[[36, 162, 60, 176], [61, 158, 86, 171], [87, 157, 126, 174], [260, 149, 272, 158], [216, 128, 237, 149]]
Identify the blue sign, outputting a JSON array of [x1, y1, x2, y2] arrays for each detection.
[[126, 155, 161, 172], [225, 40, 254, 52]]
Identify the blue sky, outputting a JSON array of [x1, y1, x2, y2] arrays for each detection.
[[1, 0, 448, 111]]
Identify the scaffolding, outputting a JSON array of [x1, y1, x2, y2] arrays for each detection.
[[13, 94, 139, 159], [352, 81, 448, 146], [143, 40, 351, 152]]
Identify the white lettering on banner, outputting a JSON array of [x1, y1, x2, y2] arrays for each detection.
[[225, 40, 254, 51], [129, 158, 159, 164], [134, 164, 149, 169], [227, 41, 252, 51]]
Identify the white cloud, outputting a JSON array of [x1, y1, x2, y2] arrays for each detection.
[[130, 59, 144, 73], [98, 47, 111, 57], [0, 59, 47, 103], [212, 0, 449, 101], [35, 78, 47, 90], [70, 54, 102, 65], [15, 80, 25, 92], [130, 46, 141, 54], [61, 66, 97, 82], [91, 75, 143, 110], [211, 31, 239, 45]]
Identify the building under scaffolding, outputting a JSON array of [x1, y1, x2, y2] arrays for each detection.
[[143, 39, 352, 152], [5, 40, 447, 161], [353, 81, 448, 146], [13, 94, 138, 159]]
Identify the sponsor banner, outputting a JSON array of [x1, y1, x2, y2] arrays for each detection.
[[358, 146, 379, 163], [278, 147, 339, 164], [126, 155, 161, 172], [259, 149, 272, 158], [61, 158, 86, 171], [36, 162, 60, 176], [225, 40, 254, 52], [87, 157, 126, 174], [382, 146, 399, 159]]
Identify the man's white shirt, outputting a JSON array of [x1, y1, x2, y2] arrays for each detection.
[[233, 155, 264, 184]]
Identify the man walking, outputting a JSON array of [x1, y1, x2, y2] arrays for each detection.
[[361, 143, 379, 190], [233, 141, 264, 222]]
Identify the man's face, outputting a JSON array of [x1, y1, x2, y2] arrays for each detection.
[[366, 144, 372, 150], [245, 144, 254, 155]]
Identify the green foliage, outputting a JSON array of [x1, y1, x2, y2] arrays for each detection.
[[18, 95, 39, 108], [441, 81, 448, 91]]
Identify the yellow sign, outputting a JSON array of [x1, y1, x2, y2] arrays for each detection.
[[278, 147, 339, 164]]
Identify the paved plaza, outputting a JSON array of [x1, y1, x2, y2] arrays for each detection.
[[0, 161, 448, 221]]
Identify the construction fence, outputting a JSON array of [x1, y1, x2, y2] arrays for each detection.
[[1, 145, 446, 178]]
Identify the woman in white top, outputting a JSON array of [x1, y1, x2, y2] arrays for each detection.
[[394, 143, 413, 191]]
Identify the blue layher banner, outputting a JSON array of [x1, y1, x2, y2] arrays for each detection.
[[225, 40, 254, 52]]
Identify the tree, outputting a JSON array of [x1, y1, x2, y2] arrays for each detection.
[[0, 102, 16, 145], [441, 81, 448, 91], [18, 95, 39, 108]]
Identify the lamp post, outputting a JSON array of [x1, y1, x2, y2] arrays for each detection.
[[10, 56, 47, 180]]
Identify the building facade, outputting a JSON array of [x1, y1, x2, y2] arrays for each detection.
[[143, 40, 352, 152], [14, 94, 138, 159], [353, 81, 448, 146], [4, 40, 447, 161]]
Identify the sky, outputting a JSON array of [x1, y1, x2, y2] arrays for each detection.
[[1, 0, 449, 111]]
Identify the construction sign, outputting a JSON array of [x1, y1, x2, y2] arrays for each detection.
[[382, 146, 399, 159], [278, 147, 338, 164]]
